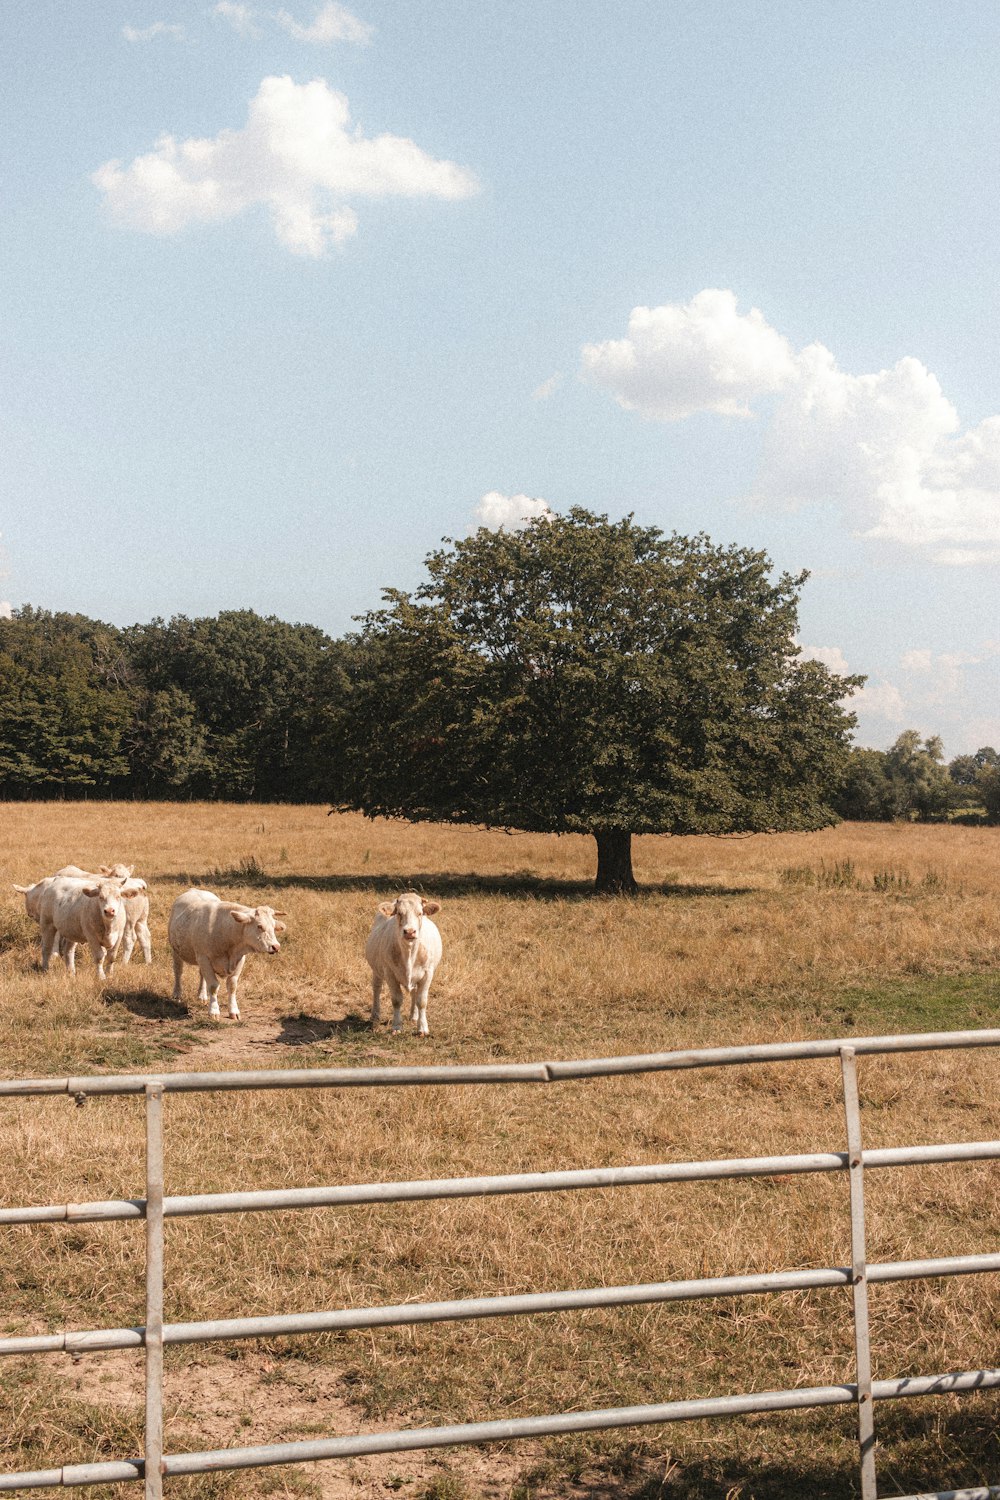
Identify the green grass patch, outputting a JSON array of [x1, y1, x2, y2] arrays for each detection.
[[809, 972, 1000, 1035]]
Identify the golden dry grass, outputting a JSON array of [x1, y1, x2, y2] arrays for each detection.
[[0, 805, 998, 1500]]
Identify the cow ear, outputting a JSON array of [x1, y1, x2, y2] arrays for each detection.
[[271, 909, 287, 917], [377, 901, 395, 917], [421, 900, 441, 916], [230, 909, 253, 924], [274, 921, 287, 934], [82, 885, 100, 898], [98, 866, 112, 876], [12, 884, 28, 893]]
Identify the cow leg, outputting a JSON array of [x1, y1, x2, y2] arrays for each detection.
[[89, 941, 109, 981], [137, 921, 153, 964], [225, 956, 246, 1020], [370, 974, 383, 1026], [62, 941, 78, 974], [387, 978, 406, 1035], [411, 979, 431, 1037], [120, 923, 136, 965], [198, 956, 221, 1019], [40, 922, 58, 973], [171, 951, 185, 1001]]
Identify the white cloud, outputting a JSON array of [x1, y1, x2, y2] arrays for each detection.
[[854, 678, 907, 723], [275, 2, 372, 44], [899, 646, 997, 704], [92, 75, 479, 257], [474, 492, 554, 531], [799, 642, 906, 734], [798, 644, 851, 676], [843, 642, 1000, 752], [583, 290, 1000, 564], [581, 289, 797, 421], [123, 21, 186, 42], [532, 373, 562, 401], [212, 2, 262, 37]]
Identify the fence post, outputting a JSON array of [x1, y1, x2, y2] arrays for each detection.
[[144, 1084, 165, 1500], [841, 1046, 877, 1500]]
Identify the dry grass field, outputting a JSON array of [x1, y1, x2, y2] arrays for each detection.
[[0, 803, 998, 1500]]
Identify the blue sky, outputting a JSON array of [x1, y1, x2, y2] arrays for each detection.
[[2, 1, 998, 753]]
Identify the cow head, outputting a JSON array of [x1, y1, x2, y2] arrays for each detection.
[[377, 892, 441, 945], [99, 863, 137, 883], [230, 905, 286, 953], [81, 880, 139, 930]]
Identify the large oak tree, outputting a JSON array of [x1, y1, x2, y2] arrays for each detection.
[[332, 509, 861, 892]]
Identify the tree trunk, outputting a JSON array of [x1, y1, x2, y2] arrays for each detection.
[[593, 829, 637, 894]]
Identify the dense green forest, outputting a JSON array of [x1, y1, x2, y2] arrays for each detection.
[[0, 605, 996, 822], [0, 607, 348, 801]]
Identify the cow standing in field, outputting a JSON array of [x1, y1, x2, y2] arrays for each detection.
[[54, 864, 152, 965], [168, 888, 286, 1021], [37, 876, 146, 980], [12, 877, 55, 924], [366, 892, 442, 1037]]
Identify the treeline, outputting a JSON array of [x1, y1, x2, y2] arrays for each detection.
[[834, 732, 1000, 823], [1, 606, 997, 822], [0, 607, 348, 800]]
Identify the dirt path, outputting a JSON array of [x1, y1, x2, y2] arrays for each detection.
[[69, 1347, 555, 1500]]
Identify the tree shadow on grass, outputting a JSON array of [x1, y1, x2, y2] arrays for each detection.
[[103, 989, 189, 1021], [595, 1398, 1000, 1498], [157, 870, 753, 901], [273, 1011, 370, 1046]]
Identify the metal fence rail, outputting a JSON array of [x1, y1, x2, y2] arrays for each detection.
[[1, 1028, 998, 1500]]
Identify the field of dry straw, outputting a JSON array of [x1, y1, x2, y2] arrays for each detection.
[[0, 803, 998, 1500]]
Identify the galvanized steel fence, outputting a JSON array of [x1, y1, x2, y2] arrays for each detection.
[[1, 1029, 999, 1500]]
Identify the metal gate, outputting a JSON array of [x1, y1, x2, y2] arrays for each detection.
[[1, 1028, 999, 1500]]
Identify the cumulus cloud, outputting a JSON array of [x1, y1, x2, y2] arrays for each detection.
[[799, 640, 1000, 751], [474, 492, 554, 531], [798, 644, 852, 676], [799, 642, 905, 735], [854, 678, 907, 723], [900, 645, 999, 705], [581, 289, 797, 421], [532, 373, 563, 401], [212, 2, 261, 37], [92, 75, 478, 256], [582, 290, 1000, 564], [275, 2, 372, 44], [123, 21, 186, 42]]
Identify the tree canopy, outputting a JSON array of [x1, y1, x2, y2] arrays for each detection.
[[0, 607, 347, 802], [331, 508, 861, 890]]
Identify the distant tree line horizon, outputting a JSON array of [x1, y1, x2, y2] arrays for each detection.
[[2, 602, 996, 825]]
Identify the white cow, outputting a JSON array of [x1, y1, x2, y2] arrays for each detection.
[[38, 876, 145, 980], [168, 888, 286, 1021], [54, 864, 152, 965], [366, 892, 442, 1037], [12, 877, 56, 923]]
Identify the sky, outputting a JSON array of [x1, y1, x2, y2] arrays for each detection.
[[2, 0, 999, 755]]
